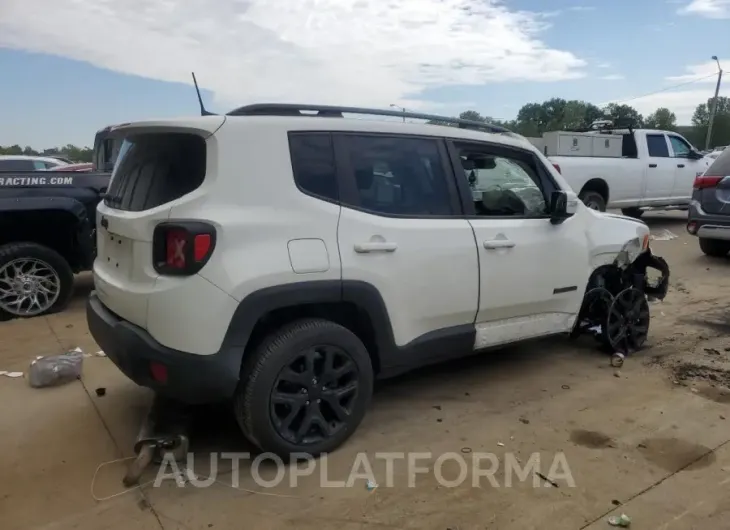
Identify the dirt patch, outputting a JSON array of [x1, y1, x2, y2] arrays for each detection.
[[695, 385, 730, 404], [637, 437, 716, 472], [570, 429, 614, 449], [672, 362, 730, 389]]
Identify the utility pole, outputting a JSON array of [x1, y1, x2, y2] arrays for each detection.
[[390, 104, 406, 123], [705, 55, 723, 151]]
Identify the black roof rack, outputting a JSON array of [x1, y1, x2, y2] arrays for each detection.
[[226, 103, 514, 135]]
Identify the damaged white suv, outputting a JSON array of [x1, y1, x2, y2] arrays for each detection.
[[87, 104, 669, 457]]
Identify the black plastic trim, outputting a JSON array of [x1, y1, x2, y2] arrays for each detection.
[[89, 279, 478, 403], [553, 285, 578, 294]]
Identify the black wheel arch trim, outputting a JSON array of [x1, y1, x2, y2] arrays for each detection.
[[222, 279, 476, 379]]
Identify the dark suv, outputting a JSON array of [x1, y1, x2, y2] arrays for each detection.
[[687, 147, 730, 256]]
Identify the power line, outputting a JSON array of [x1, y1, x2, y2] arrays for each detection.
[[607, 73, 718, 105]]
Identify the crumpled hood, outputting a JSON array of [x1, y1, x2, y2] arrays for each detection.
[[592, 210, 647, 226]]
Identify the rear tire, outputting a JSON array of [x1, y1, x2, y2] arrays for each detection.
[[699, 238, 730, 257], [579, 190, 607, 212], [621, 207, 644, 219], [0, 242, 74, 321], [234, 318, 374, 459]]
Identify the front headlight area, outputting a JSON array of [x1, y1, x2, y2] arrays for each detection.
[[614, 233, 650, 269]]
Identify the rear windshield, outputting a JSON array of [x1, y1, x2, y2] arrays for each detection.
[[706, 148, 730, 176], [104, 132, 206, 211]]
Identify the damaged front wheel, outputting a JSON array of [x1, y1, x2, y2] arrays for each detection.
[[604, 288, 650, 353]]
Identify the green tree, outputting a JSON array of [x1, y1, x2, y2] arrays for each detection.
[[603, 103, 643, 128], [692, 96, 730, 149], [514, 99, 604, 136], [0, 144, 93, 162], [644, 108, 677, 130]]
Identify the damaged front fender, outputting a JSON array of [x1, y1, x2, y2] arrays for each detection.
[[573, 246, 670, 354]]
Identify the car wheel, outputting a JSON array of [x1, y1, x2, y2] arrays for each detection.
[[234, 318, 374, 459], [579, 191, 607, 212], [621, 207, 644, 219], [0, 242, 74, 321], [699, 238, 730, 257]]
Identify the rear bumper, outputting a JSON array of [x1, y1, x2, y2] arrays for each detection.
[[86, 292, 240, 404], [687, 201, 730, 240]]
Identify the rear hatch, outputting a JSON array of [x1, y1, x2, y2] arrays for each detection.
[[94, 117, 224, 327], [695, 148, 730, 215]]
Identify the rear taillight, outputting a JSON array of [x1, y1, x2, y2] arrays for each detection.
[[693, 175, 723, 189], [552, 163, 561, 174], [153, 222, 216, 275]]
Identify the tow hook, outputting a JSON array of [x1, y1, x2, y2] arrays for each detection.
[[123, 396, 191, 487]]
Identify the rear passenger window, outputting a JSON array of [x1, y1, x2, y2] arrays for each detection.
[[340, 135, 452, 216], [646, 135, 669, 158], [289, 133, 338, 201], [105, 133, 206, 212]]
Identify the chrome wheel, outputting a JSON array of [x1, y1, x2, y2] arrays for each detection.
[[0, 258, 61, 316]]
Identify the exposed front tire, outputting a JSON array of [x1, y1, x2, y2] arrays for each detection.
[[234, 318, 374, 458], [699, 238, 730, 257], [621, 207, 644, 219], [0, 242, 74, 321], [579, 190, 607, 212]]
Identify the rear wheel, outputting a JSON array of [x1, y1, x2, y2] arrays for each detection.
[[579, 190, 606, 212], [621, 207, 644, 219], [699, 238, 730, 257], [234, 318, 374, 458], [0, 242, 74, 321]]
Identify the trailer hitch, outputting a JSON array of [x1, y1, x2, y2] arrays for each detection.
[[123, 396, 191, 487]]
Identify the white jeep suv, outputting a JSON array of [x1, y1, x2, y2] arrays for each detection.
[[87, 104, 668, 457]]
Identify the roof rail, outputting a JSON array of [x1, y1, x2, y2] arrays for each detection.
[[226, 103, 513, 135]]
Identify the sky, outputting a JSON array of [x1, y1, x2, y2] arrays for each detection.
[[0, 0, 728, 148]]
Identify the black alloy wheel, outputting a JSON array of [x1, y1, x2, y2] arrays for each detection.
[[604, 288, 650, 353], [270, 345, 359, 445]]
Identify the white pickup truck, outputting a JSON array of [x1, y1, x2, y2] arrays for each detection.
[[546, 129, 713, 217]]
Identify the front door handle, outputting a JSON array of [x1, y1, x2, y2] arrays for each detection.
[[677, 164, 685, 168], [648, 164, 658, 168], [483, 239, 515, 249], [354, 242, 398, 253]]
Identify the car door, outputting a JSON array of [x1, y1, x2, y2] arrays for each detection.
[[667, 134, 707, 200], [334, 133, 480, 361], [643, 133, 675, 202], [446, 139, 589, 350]]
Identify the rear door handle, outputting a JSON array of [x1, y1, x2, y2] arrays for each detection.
[[354, 242, 398, 253], [483, 239, 515, 249], [677, 164, 685, 168], [648, 164, 658, 168]]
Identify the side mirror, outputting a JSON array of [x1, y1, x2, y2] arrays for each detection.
[[687, 149, 704, 160], [549, 190, 574, 225]]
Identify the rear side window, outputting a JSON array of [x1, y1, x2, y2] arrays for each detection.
[[0, 159, 34, 171], [339, 134, 453, 216], [105, 133, 206, 212], [706, 148, 730, 176], [646, 134, 669, 157], [289, 133, 338, 201]]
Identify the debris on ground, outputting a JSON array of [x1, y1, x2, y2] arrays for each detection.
[[28, 351, 83, 388], [611, 353, 625, 368], [650, 229, 678, 241], [0, 371, 23, 378], [608, 513, 631, 527], [366, 480, 378, 491]]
